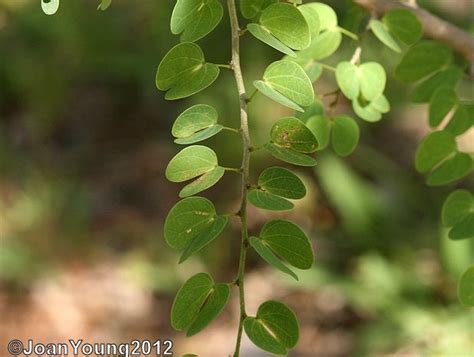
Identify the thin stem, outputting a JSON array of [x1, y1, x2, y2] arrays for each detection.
[[227, 1, 251, 356], [222, 126, 241, 133], [337, 26, 360, 41], [246, 89, 258, 104], [216, 63, 233, 69], [320, 63, 337, 72], [223, 167, 242, 173]]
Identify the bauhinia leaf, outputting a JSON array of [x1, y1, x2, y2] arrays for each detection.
[[254, 61, 314, 112], [426, 152, 472, 186], [240, 0, 277, 19], [166, 145, 218, 183], [411, 67, 462, 103], [156, 42, 219, 100], [270, 117, 318, 153], [331, 116, 360, 157], [247, 190, 294, 211], [415, 131, 456, 173], [306, 115, 331, 151], [244, 300, 299, 355], [258, 167, 306, 199], [429, 87, 457, 127], [179, 166, 225, 198], [370, 19, 401, 53], [170, 0, 223, 42], [458, 266, 474, 307], [265, 143, 318, 167], [336, 62, 386, 101], [383, 9, 422, 45], [445, 104, 474, 136]]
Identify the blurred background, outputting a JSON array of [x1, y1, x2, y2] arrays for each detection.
[[0, 0, 473, 356]]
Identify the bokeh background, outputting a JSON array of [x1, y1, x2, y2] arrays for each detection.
[[0, 0, 473, 356]]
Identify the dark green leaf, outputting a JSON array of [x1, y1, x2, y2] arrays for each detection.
[[429, 88, 457, 127], [260, 219, 314, 269], [331, 116, 359, 157], [249, 237, 298, 280], [458, 266, 474, 306], [179, 166, 225, 198], [248, 190, 294, 211], [426, 153, 472, 186], [240, 0, 277, 19], [449, 213, 474, 240], [395, 41, 452, 82], [383, 9, 422, 45], [410, 67, 463, 103], [445, 104, 474, 136], [264, 143, 318, 167], [370, 19, 401, 53], [271, 117, 318, 153], [415, 131, 456, 173], [442, 190, 473, 227], [258, 167, 306, 199]]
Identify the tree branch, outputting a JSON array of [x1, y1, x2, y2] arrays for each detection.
[[353, 0, 474, 62], [227, 0, 251, 356]]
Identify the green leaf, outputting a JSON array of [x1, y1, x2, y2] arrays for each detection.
[[187, 283, 230, 336], [166, 146, 218, 183], [445, 104, 474, 136], [258, 167, 306, 199], [172, 104, 223, 144], [271, 117, 318, 153], [458, 266, 474, 306], [331, 116, 360, 157], [308, 3, 337, 31], [298, 3, 321, 39], [259, 3, 311, 50], [442, 190, 473, 227], [248, 190, 294, 211], [264, 143, 318, 167], [371, 94, 391, 113], [171, 273, 214, 330], [255, 61, 314, 111], [98, 0, 112, 11], [240, 0, 277, 19], [249, 237, 298, 280], [395, 41, 452, 82], [411, 67, 462, 103], [41, 0, 59, 15], [306, 115, 331, 150], [170, 0, 223, 42], [179, 215, 228, 263], [296, 100, 324, 121], [370, 19, 401, 53], [179, 166, 225, 198], [415, 131, 456, 173], [164, 197, 218, 250], [426, 153, 473, 186], [247, 24, 296, 57], [383, 9, 422, 45], [296, 30, 342, 60], [175, 125, 224, 145], [260, 220, 314, 269], [244, 300, 299, 355], [449, 213, 474, 240], [336, 62, 359, 100], [352, 98, 382, 122], [359, 62, 386, 101], [156, 43, 219, 100], [429, 88, 457, 127]]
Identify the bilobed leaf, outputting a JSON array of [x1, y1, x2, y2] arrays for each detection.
[[449, 213, 474, 240], [442, 190, 473, 227], [445, 104, 474, 136], [247, 24, 296, 57], [259, 3, 311, 50], [411, 67, 462, 103], [187, 283, 230, 336], [395, 41, 452, 82], [41, 0, 59, 15], [258, 167, 306, 199], [336, 62, 360, 100], [331, 116, 360, 157], [175, 125, 224, 145], [164, 197, 217, 250], [171, 273, 214, 330], [359, 62, 386, 101], [429, 87, 457, 127], [260, 220, 314, 269], [265, 143, 318, 167], [179, 215, 228, 262], [298, 3, 321, 39], [247, 190, 294, 211], [371, 94, 391, 113], [156, 43, 219, 100], [306, 115, 331, 150], [171, 0, 223, 42], [308, 2, 337, 30], [296, 30, 342, 60], [352, 98, 382, 122], [173, 105, 218, 138], [244, 301, 299, 355], [98, 0, 112, 11], [179, 166, 225, 198], [271, 117, 318, 153], [249, 237, 298, 280], [458, 266, 474, 306], [297, 100, 324, 121], [414, 131, 456, 173], [255, 61, 314, 111], [166, 145, 218, 182], [383, 9, 422, 45], [370, 20, 401, 53], [426, 152, 472, 186], [240, 0, 277, 19]]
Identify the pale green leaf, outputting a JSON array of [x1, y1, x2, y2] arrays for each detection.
[[271, 117, 318, 153], [359, 62, 386, 101], [306, 115, 331, 150], [336, 62, 360, 100], [260, 219, 314, 269], [41, 0, 59, 15], [307, 2, 337, 30], [247, 190, 294, 211], [249, 237, 298, 280], [296, 30, 342, 60], [247, 24, 296, 57], [371, 94, 391, 113], [175, 126, 223, 145], [331, 116, 359, 157], [370, 19, 401, 53], [265, 143, 317, 167], [352, 99, 382, 122], [179, 166, 225, 198], [166, 145, 218, 182], [458, 266, 474, 306], [173, 104, 218, 138], [98, 0, 112, 11], [254, 80, 304, 112], [258, 167, 306, 199], [298, 4, 321, 39]]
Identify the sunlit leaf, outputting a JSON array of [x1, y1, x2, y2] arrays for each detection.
[[258, 167, 306, 199], [298, 3, 321, 39], [270, 117, 318, 153], [395, 41, 452, 82], [336, 62, 359, 100], [166, 145, 218, 183], [156, 43, 219, 100], [249, 237, 298, 280], [244, 300, 299, 355], [296, 30, 342, 60], [359, 62, 386, 101], [247, 24, 296, 57], [171, 0, 223, 42], [41, 0, 59, 15], [98, 0, 112, 11], [260, 219, 314, 269], [264, 143, 318, 167]]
